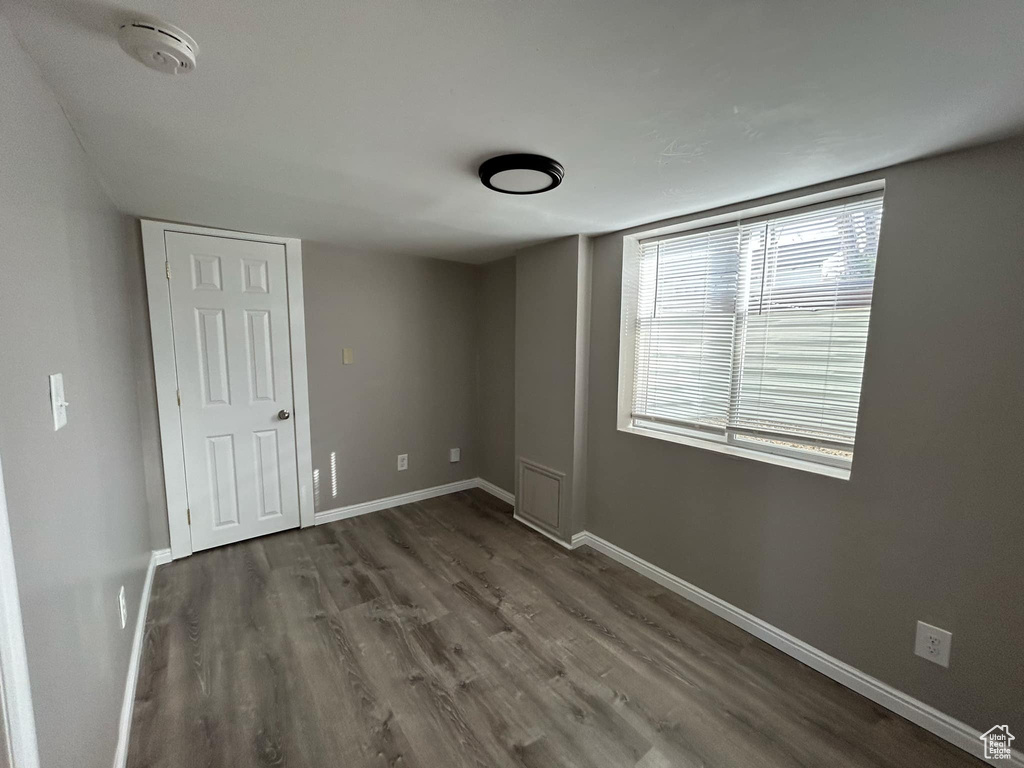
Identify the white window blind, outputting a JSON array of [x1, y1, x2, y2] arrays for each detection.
[[630, 193, 884, 468]]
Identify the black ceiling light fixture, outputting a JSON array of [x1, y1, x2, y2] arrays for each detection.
[[479, 153, 564, 195]]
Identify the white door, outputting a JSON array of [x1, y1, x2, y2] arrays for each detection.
[[166, 232, 300, 551]]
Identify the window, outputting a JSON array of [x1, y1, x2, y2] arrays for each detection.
[[621, 189, 884, 478]]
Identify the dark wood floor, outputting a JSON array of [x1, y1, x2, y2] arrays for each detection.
[[127, 489, 980, 767]]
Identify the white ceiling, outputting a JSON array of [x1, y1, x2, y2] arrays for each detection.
[[6, 0, 1024, 262]]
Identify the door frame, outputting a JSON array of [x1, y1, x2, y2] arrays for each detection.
[[141, 220, 314, 560], [0, 453, 41, 768]]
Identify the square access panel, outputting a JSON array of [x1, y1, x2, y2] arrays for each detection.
[[517, 457, 565, 532]]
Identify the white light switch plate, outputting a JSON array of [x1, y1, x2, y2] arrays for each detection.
[[449, 448, 460, 463], [342, 348, 354, 365], [49, 373, 68, 431]]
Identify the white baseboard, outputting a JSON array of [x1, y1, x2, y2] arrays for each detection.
[[152, 548, 172, 566], [112, 549, 162, 768], [475, 480, 588, 553], [329, 476, 576, 553], [314, 479, 479, 525], [573, 532, 1021, 767], [511, 514, 579, 550], [475, 478, 515, 507]]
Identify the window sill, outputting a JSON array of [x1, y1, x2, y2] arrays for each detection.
[[619, 423, 851, 480]]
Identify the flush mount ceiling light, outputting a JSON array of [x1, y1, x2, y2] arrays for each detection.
[[479, 154, 564, 195], [118, 20, 198, 74]]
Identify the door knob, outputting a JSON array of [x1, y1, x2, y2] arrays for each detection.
[[278, 409, 291, 420]]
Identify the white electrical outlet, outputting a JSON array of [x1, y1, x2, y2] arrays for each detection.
[[397, 454, 408, 471], [449, 447, 460, 463], [914, 620, 952, 667], [118, 585, 128, 630]]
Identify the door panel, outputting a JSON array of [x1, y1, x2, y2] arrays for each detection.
[[205, 434, 239, 527], [167, 232, 299, 551], [252, 430, 283, 519], [244, 310, 275, 401], [196, 309, 230, 405]]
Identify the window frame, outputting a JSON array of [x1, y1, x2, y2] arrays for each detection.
[[616, 180, 885, 481]]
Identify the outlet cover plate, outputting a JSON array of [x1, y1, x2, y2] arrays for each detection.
[[397, 454, 408, 471], [914, 620, 952, 667], [449, 448, 460, 463]]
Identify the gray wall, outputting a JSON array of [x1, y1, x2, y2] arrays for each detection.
[[0, 19, 155, 768], [515, 237, 590, 539], [585, 136, 1024, 730], [303, 244, 479, 509], [570, 237, 593, 537], [130, 233, 170, 550], [475, 256, 516, 493]]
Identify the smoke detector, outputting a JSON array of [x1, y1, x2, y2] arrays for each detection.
[[118, 20, 197, 74]]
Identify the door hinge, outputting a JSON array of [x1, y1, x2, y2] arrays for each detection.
[[165, 261, 171, 280], [186, 508, 191, 526], [176, 389, 181, 407]]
